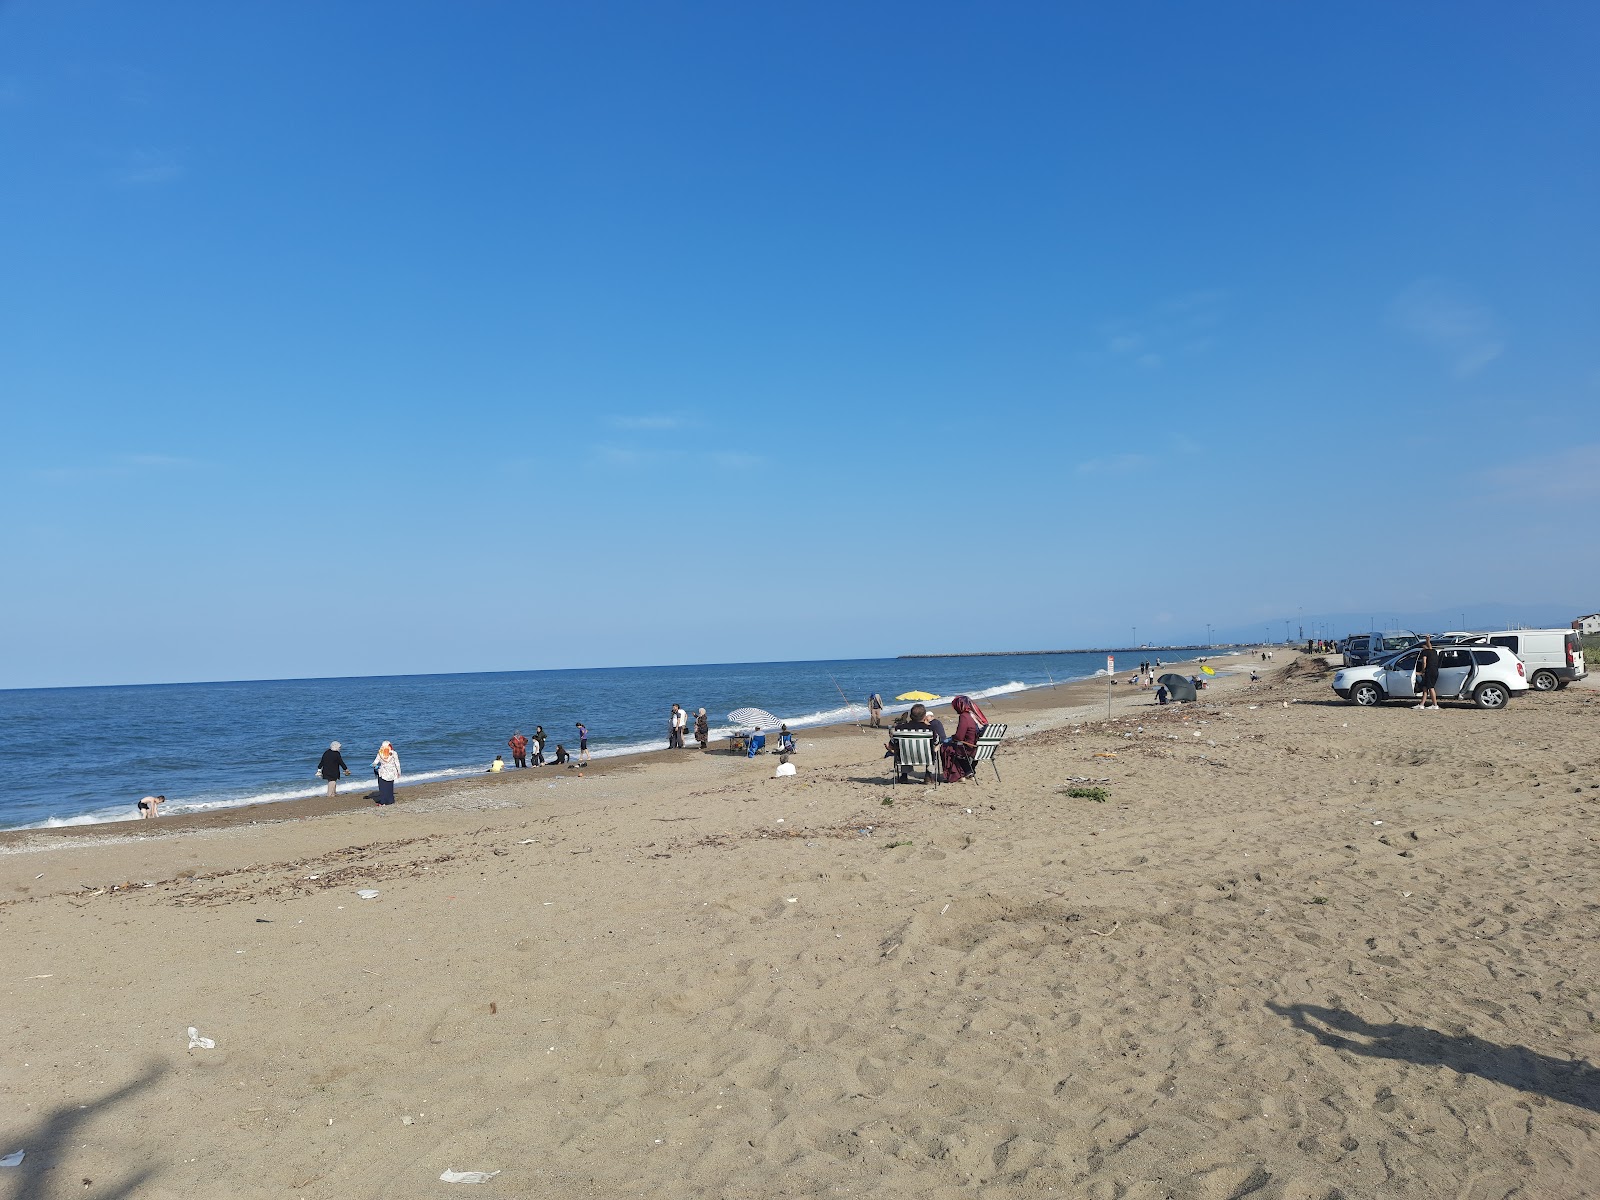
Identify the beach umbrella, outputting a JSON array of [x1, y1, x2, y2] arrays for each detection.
[[728, 707, 780, 728], [895, 691, 941, 702], [1157, 673, 1197, 702]]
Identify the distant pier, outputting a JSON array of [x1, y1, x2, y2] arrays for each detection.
[[896, 646, 1221, 659]]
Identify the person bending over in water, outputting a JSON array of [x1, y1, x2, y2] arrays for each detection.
[[138, 794, 165, 819]]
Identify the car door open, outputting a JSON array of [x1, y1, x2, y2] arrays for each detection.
[[1385, 651, 1420, 699], [1436, 648, 1474, 700]]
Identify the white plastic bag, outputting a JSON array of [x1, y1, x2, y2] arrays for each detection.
[[187, 1027, 215, 1049], [440, 1168, 500, 1183]]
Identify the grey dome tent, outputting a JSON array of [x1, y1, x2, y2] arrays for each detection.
[[1157, 673, 1197, 702]]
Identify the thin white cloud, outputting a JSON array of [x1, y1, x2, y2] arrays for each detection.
[[1484, 443, 1600, 502], [121, 454, 194, 468], [607, 414, 688, 431], [1387, 278, 1504, 377], [1098, 289, 1225, 367]]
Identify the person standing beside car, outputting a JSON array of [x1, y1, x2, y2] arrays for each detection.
[[1414, 636, 1440, 711]]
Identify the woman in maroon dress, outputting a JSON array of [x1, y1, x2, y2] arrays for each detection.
[[941, 695, 987, 781]]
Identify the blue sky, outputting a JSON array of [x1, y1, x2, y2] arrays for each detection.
[[3, 2, 1597, 688]]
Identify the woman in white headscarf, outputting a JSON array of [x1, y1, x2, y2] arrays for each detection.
[[372, 741, 401, 806], [694, 708, 709, 750]]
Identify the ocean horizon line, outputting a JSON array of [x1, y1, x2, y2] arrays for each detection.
[[0, 646, 1248, 696]]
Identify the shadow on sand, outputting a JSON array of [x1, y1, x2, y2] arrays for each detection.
[[1269, 1002, 1600, 1114], [3, 1061, 165, 1200]]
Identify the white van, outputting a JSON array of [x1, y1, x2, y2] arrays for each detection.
[[1467, 629, 1586, 692]]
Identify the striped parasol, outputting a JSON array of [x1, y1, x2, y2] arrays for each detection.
[[728, 707, 780, 729]]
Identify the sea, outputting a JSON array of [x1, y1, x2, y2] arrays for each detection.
[[0, 651, 1144, 831]]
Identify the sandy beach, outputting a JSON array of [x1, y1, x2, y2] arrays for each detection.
[[2, 654, 1597, 1198]]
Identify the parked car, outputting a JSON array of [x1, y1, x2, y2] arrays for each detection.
[[1341, 630, 1421, 667], [1454, 629, 1587, 692], [1332, 644, 1527, 709]]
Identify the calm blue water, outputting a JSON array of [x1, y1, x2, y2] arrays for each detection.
[[0, 653, 1134, 830]]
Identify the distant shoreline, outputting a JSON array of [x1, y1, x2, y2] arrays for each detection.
[[898, 645, 1234, 658]]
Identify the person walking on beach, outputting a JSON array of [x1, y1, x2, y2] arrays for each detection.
[[137, 794, 165, 819], [509, 730, 528, 768], [317, 742, 349, 797], [531, 726, 546, 765], [1414, 635, 1441, 711], [669, 704, 685, 749], [868, 693, 883, 728], [694, 707, 709, 750], [575, 723, 590, 767], [372, 741, 401, 805]]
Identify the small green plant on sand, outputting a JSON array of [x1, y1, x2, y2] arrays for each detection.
[[884, 840, 913, 849], [881, 796, 895, 806], [1066, 786, 1109, 803], [1309, 895, 1329, 905]]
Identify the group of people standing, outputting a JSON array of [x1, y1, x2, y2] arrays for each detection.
[[312, 740, 405, 806], [1125, 661, 1163, 689], [506, 724, 589, 769], [668, 704, 710, 750]]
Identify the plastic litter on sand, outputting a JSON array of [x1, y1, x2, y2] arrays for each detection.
[[440, 1168, 500, 1184], [187, 1027, 215, 1050], [356, 889, 380, 900], [1, 1151, 24, 1168]]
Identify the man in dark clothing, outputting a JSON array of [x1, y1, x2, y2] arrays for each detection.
[[1414, 636, 1440, 711], [317, 741, 349, 797]]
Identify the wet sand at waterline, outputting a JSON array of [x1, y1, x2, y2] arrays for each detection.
[[2, 656, 1597, 1197]]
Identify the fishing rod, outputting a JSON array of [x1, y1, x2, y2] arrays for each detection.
[[829, 673, 868, 730]]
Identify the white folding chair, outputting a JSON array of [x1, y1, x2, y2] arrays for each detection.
[[970, 723, 1008, 782], [889, 729, 938, 786]]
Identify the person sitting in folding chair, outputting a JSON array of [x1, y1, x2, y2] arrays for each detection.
[[941, 694, 986, 782], [777, 725, 796, 755], [746, 729, 767, 758], [887, 705, 937, 783]]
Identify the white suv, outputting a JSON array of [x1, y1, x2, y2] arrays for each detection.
[[1332, 644, 1528, 710]]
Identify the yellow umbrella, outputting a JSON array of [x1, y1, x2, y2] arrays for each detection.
[[1200, 665, 1216, 675], [895, 690, 941, 702]]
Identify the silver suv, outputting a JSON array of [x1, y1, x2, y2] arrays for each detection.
[[1332, 644, 1528, 709]]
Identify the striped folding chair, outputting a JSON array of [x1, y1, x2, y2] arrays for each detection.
[[970, 723, 1008, 782], [889, 729, 938, 786]]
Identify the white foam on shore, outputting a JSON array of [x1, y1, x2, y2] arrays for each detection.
[[3, 676, 1071, 833]]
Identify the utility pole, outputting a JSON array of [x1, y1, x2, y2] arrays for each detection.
[[1205, 622, 1212, 647]]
